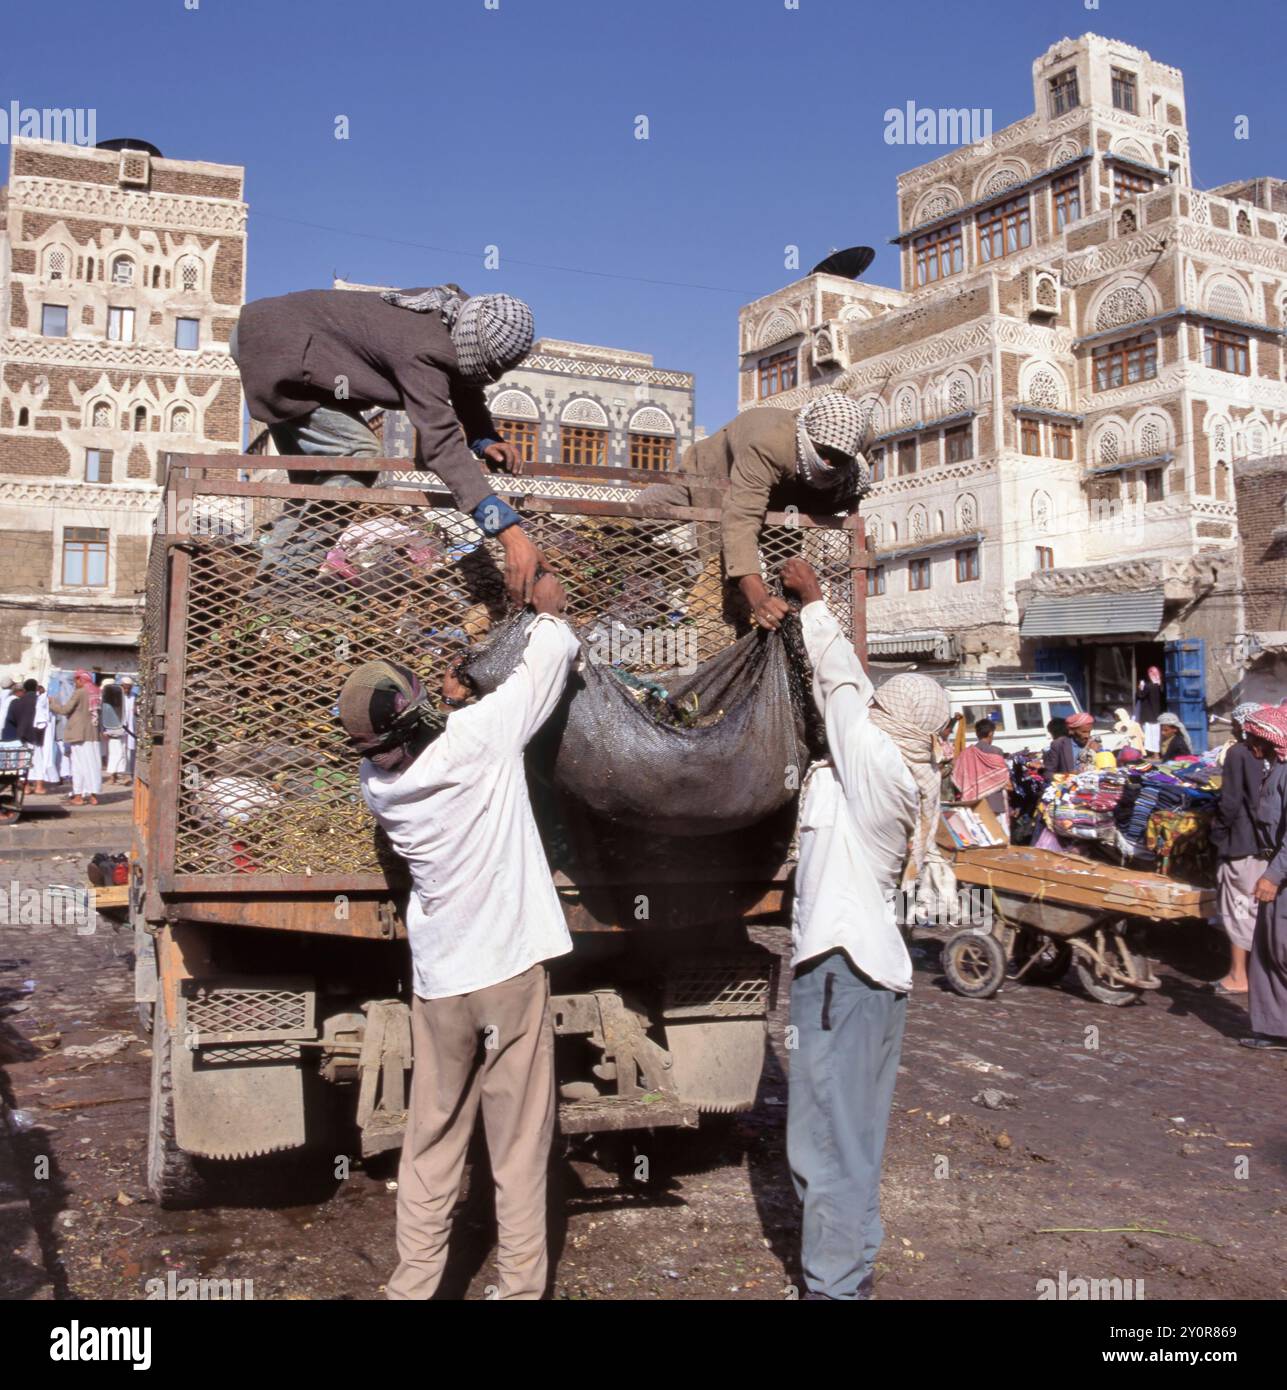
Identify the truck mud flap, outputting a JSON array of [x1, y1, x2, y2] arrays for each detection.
[[172, 980, 315, 1159], [660, 950, 777, 1113]]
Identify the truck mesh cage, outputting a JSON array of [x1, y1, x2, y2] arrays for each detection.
[[145, 462, 862, 887]]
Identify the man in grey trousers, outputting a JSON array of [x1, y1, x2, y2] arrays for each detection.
[[781, 558, 948, 1300]]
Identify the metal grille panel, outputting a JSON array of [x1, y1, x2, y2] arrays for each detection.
[[199, 1042, 302, 1064], [159, 469, 857, 881], [662, 953, 778, 1019], [183, 983, 313, 1042]]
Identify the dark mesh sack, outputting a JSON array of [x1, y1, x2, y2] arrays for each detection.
[[464, 612, 819, 836]]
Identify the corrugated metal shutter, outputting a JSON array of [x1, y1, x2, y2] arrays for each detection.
[[1019, 590, 1164, 638], [868, 632, 957, 660]]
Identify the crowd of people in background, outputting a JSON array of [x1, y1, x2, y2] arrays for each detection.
[[0, 670, 136, 807], [948, 692, 1287, 1056]]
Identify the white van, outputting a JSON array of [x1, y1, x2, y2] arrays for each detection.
[[935, 673, 1117, 757]]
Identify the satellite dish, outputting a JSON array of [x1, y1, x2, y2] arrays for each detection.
[[810, 245, 875, 279], [96, 138, 164, 158]]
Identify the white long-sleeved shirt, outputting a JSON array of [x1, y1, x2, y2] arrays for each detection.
[[360, 614, 579, 999], [791, 601, 918, 992]]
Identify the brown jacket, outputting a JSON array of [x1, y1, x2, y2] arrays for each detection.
[[235, 289, 502, 515], [49, 686, 97, 744], [682, 408, 857, 579]]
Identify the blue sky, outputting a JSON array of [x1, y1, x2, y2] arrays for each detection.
[[3, 0, 1285, 430]]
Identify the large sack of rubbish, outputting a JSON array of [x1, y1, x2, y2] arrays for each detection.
[[464, 612, 820, 836]]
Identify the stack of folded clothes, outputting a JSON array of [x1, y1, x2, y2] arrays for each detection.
[[1112, 761, 1219, 877]]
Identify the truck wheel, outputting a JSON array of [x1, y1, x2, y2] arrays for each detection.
[[147, 1004, 212, 1208], [941, 931, 1007, 1000]]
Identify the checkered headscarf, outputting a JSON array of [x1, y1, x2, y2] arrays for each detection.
[[1233, 701, 1262, 727], [795, 393, 871, 495], [800, 392, 866, 458], [1244, 706, 1287, 760], [381, 284, 533, 384]]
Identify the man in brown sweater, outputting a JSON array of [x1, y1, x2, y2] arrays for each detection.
[[234, 283, 544, 602], [639, 393, 869, 629]]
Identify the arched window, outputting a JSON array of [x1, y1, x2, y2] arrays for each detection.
[[152, 266, 162, 288], [1236, 210, 1252, 236], [560, 398, 609, 467], [1095, 285, 1150, 331], [169, 405, 192, 434], [45, 245, 69, 281], [17, 407, 29, 428], [85, 256, 95, 282], [111, 255, 135, 286], [91, 401, 112, 429], [178, 257, 201, 293], [1026, 368, 1063, 410], [1206, 278, 1250, 319], [627, 406, 676, 472], [488, 388, 540, 465], [133, 405, 148, 432]]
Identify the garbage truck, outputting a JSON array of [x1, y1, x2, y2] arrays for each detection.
[[130, 453, 868, 1205]]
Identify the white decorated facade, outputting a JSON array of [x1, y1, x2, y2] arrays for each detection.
[[737, 34, 1286, 717], [0, 138, 246, 678]]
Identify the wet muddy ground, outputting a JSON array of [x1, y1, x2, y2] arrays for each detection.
[[3, 844, 1285, 1302]]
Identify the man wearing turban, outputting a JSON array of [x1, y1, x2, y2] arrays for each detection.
[[778, 556, 949, 1300], [336, 573, 578, 1297], [639, 392, 871, 631], [1211, 702, 1269, 996], [234, 282, 543, 603]]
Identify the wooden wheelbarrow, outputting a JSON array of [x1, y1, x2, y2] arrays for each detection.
[[935, 841, 1215, 1006]]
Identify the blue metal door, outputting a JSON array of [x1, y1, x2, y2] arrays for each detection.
[[1165, 638, 1207, 753], [1034, 647, 1087, 711]]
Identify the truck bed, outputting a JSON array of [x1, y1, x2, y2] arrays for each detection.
[[137, 456, 866, 932]]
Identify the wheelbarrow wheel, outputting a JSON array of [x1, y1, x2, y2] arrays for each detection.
[[941, 930, 1007, 1000], [1073, 925, 1144, 1007], [1011, 930, 1072, 986]]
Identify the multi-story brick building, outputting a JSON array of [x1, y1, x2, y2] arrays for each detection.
[[0, 137, 246, 679], [1232, 453, 1287, 700], [738, 34, 1287, 744], [330, 282, 697, 473]]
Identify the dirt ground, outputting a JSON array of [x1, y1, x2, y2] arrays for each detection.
[[2, 841, 1285, 1302]]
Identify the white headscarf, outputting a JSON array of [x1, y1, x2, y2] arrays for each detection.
[[869, 674, 951, 876]]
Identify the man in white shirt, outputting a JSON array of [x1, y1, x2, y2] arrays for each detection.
[[119, 676, 138, 777], [337, 574, 578, 1300], [781, 557, 949, 1301]]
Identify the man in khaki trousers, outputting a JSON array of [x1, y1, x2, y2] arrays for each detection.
[[393, 964, 554, 1298], [339, 575, 578, 1299]]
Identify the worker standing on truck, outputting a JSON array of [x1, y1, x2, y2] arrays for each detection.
[[638, 392, 870, 632], [779, 556, 948, 1301], [233, 283, 546, 603], [336, 573, 577, 1300]]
